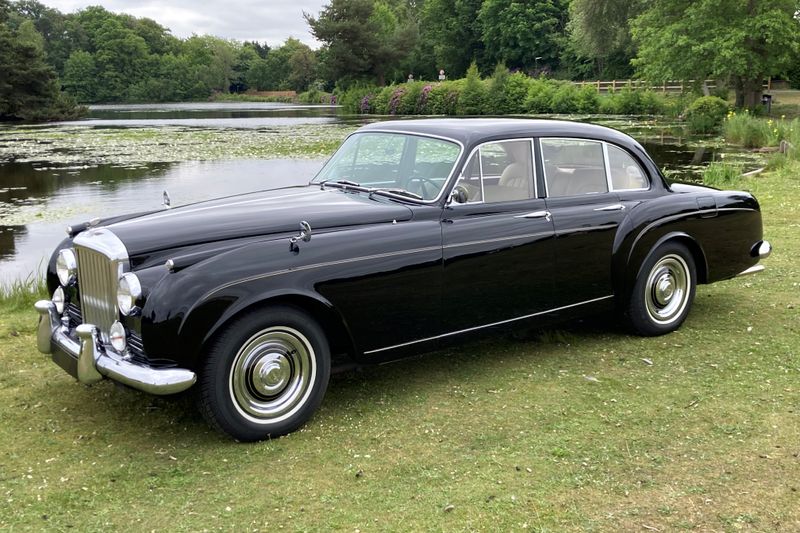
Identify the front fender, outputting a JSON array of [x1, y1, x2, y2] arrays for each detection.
[[139, 234, 357, 369]]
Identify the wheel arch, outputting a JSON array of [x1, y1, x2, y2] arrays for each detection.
[[184, 290, 358, 370], [618, 231, 708, 304]]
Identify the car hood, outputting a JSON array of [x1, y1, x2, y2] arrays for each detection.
[[105, 185, 413, 256]]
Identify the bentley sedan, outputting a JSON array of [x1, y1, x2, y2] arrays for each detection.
[[35, 119, 771, 441]]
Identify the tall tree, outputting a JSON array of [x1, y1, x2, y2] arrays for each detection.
[[568, 0, 640, 78], [632, 0, 800, 108], [0, 13, 80, 121], [417, 0, 483, 78], [305, 0, 417, 85], [478, 0, 568, 73]]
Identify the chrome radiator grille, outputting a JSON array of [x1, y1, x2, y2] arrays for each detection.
[[74, 245, 120, 342]]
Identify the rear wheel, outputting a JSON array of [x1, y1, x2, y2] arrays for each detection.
[[627, 242, 696, 336], [198, 306, 330, 441]]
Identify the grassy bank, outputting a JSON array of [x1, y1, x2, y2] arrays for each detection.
[[1, 162, 797, 530]]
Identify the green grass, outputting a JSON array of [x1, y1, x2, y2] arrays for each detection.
[[1, 163, 799, 532]]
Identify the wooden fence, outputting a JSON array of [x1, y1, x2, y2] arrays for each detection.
[[573, 79, 774, 93]]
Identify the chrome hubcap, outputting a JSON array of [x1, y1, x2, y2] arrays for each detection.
[[229, 327, 316, 424], [252, 353, 291, 396], [644, 254, 690, 325], [654, 273, 675, 305]]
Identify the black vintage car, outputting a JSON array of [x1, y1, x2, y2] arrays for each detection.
[[35, 119, 771, 441]]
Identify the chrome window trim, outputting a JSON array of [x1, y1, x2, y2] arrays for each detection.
[[364, 295, 615, 354], [602, 142, 614, 192], [605, 143, 651, 193], [538, 137, 653, 198], [451, 138, 538, 205], [311, 130, 465, 205]]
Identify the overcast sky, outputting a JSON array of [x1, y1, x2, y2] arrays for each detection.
[[38, 0, 329, 47]]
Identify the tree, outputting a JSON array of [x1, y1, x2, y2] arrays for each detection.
[[0, 17, 82, 121], [62, 49, 96, 102], [417, 0, 483, 78], [568, 0, 640, 78], [632, 0, 800, 108], [305, 0, 417, 85], [478, 0, 568, 73]]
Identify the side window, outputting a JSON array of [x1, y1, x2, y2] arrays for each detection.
[[455, 140, 534, 203], [607, 144, 649, 190], [541, 139, 608, 197]]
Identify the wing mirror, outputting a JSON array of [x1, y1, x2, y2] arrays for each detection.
[[450, 185, 469, 205]]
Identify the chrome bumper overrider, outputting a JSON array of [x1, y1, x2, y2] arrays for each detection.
[[35, 300, 196, 395], [737, 240, 772, 277]]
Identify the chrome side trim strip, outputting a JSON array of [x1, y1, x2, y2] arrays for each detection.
[[364, 295, 615, 354]]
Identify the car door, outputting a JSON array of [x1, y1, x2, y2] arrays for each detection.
[[539, 138, 628, 305], [441, 139, 556, 333]]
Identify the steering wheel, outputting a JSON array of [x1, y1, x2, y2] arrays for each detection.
[[405, 176, 439, 200]]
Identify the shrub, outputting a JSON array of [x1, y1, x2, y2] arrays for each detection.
[[487, 64, 530, 114], [457, 62, 487, 115], [371, 86, 394, 114], [550, 83, 581, 114], [525, 77, 557, 113], [685, 96, 729, 133], [337, 84, 379, 113], [427, 81, 460, 115], [575, 85, 601, 114]]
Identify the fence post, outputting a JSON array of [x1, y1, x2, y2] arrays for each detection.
[[612, 80, 616, 91]]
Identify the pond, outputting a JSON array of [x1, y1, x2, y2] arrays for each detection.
[[0, 103, 764, 284]]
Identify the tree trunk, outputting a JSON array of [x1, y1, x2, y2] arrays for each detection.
[[733, 76, 763, 110]]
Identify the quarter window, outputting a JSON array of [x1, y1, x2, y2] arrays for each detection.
[[541, 139, 608, 197], [456, 140, 535, 203], [607, 144, 648, 190]]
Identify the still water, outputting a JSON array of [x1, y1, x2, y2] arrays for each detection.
[[0, 103, 759, 283]]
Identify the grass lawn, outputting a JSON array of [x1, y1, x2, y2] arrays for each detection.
[[0, 164, 798, 532]]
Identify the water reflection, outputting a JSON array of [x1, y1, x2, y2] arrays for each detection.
[[0, 158, 323, 283]]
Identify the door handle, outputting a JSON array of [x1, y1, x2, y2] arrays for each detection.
[[593, 204, 626, 212], [515, 210, 552, 221]]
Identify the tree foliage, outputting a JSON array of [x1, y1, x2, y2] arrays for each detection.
[[632, 0, 800, 108], [305, 0, 417, 86], [0, 8, 82, 121], [478, 0, 568, 73]]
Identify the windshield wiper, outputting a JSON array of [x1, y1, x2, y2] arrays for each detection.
[[319, 179, 373, 193], [369, 188, 424, 201]]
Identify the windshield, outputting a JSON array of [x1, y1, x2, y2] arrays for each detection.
[[311, 132, 461, 201]]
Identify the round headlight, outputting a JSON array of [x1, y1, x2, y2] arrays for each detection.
[[52, 286, 65, 315], [117, 272, 142, 316], [109, 321, 127, 352], [56, 249, 77, 286]]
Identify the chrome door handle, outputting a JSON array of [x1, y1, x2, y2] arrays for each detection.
[[593, 204, 626, 212], [515, 210, 552, 221]]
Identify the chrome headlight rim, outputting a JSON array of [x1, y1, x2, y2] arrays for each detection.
[[117, 272, 142, 316], [56, 248, 77, 286]]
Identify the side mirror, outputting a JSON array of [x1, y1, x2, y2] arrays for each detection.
[[450, 185, 469, 204]]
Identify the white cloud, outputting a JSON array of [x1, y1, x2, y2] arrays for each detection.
[[37, 0, 328, 47]]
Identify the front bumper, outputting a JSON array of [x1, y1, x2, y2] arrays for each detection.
[[35, 300, 196, 395]]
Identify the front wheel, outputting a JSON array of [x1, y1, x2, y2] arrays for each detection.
[[198, 306, 330, 441], [627, 242, 697, 336]]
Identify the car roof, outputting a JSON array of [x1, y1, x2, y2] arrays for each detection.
[[358, 118, 642, 151]]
